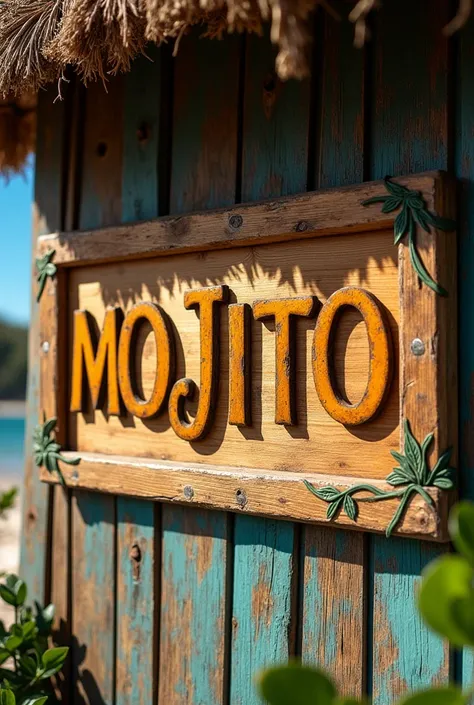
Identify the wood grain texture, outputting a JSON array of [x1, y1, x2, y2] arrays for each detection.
[[72, 491, 115, 705], [41, 452, 450, 540], [455, 14, 474, 689], [38, 173, 443, 266], [66, 230, 400, 480], [157, 37, 238, 704], [301, 528, 365, 695], [114, 54, 163, 705], [230, 516, 296, 705], [116, 498, 155, 705], [241, 31, 310, 201], [370, 2, 452, 699], [21, 86, 66, 604], [158, 505, 229, 705]]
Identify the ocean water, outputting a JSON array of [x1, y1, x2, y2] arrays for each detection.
[[0, 417, 25, 479]]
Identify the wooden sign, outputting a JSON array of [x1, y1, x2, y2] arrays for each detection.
[[37, 172, 457, 541]]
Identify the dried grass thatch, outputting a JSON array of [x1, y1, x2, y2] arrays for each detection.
[[0, 91, 36, 178], [0, 0, 471, 175]]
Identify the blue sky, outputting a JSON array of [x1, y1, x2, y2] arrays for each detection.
[[0, 165, 34, 326]]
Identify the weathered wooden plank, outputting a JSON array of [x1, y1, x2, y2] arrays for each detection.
[[78, 77, 124, 230], [241, 31, 310, 201], [370, 2, 451, 700], [114, 52, 163, 705], [43, 453, 450, 542], [158, 505, 229, 704], [157, 34, 239, 704], [38, 172, 444, 265], [230, 516, 295, 705], [301, 528, 365, 695], [116, 499, 156, 705], [455, 14, 474, 689], [20, 85, 66, 604], [317, 4, 364, 189], [72, 491, 115, 705], [169, 29, 240, 214]]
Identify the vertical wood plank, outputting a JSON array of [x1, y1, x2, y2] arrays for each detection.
[[115, 51, 163, 705], [300, 10, 366, 694], [116, 500, 156, 705], [21, 86, 66, 604], [370, 2, 450, 701], [158, 33, 240, 705], [231, 30, 310, 705], [72, 491, 115, 705], [72, 76, 123, 705], [159, 506, 229, 704], [230, 517, 295, 705], [455, 15, 474, 689], [301, 528, 365, 696], [241, 32, 310, 201], [169, 30, 240, 213]]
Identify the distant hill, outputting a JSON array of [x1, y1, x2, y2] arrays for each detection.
[[0, 318, 27, 400]]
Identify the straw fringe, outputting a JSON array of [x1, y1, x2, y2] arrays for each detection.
[[0, 92, 36, 177]]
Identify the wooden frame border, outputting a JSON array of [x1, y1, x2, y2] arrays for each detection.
[[38, 171, 457, 541]]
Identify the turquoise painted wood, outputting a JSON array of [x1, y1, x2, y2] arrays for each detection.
[[72, 491, 115, 705], [456, 17, 474, 690], [115, 53, 164, 705], [116, 499, 156, 705], [231, 516, 295, 705], [20, 86, 66, 604], [370, 2, 450, 700], [159, 505, 229, 704]]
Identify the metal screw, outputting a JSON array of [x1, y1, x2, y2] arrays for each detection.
[[235, 489, 247, 507], [71, 470, 79, 481], [183, 485, 194, 500], [42, 341, 50, 354], [296, 221, 308, 232], [229, 214, 243, 230], [411, 338, 425, 356]]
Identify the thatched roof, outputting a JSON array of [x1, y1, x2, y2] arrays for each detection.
[[0, 0, 471, 177]]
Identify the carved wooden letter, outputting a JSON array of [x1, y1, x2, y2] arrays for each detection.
[[118, 302, 175, 418], [253, 296, 316, 425], [169, 285, 228, 441], [312, 287, 392, 425], [229, 303, 251, 427], [70, 307, 121, 415]]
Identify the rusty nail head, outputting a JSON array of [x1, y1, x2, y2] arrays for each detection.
[[71, 470, 79, 482], [184, 485, 194, 500], [296, 221, 308, 232], [411, 338, 425, 356], [236, 489, 247, 507], [229, 214, 243, 230]]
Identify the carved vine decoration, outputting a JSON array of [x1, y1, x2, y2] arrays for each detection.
[[362, 177, 455, 296], [34, 416, 80, 486], [304, 421, 455, 538], [35, 249, 57, 302]]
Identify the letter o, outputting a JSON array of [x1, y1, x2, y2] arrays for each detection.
[[118, 302, 174, 418], [312, 287, 393, 425]]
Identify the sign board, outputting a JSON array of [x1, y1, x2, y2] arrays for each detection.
[[37, 172, 457, 540]]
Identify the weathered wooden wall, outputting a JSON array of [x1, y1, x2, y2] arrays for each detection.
[[21, 0, 474, 702]]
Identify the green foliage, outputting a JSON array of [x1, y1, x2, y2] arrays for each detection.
[[258, 500, 474, 705], [0, 318, 27, 401], [0, 574, 68, 705], [0, 489, 17, 521], [304, 421, 455, 537], [362, 177, 455, 296], [35, 251, 56, 303], [33, 417, 80, 486]]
